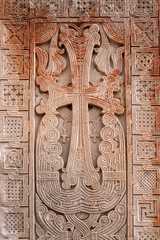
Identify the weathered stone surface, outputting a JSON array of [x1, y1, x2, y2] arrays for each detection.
[[0, 1, 159, 240]]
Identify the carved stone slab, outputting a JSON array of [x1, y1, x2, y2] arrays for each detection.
[[0, 1, 159, 240]]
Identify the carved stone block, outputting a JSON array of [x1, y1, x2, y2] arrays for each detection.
[[0, 0, 29, 17], [131, 18, 158, 47], [0, 142, 29, 173], [100, 0, 129, 17], [0, 1, 159, 239], [132, 76, 160, 105], [69, 0, 99, 17], [0, 50, 29, 79], [0, 112, 28, 141], [132, 47, 159, 75], [133, 135, 160, 165], [133, 165, 159, 194], [1, 174, 28, 206], [0, 80, 29, 110], [2, 208, 29, 238], [134, 196, 160, 226], [37, 0, 68, 17], [0, 20, 29, 49], [134, 227, 160, 240], [35, 22, 126, 239], [132, 0, 158, 17], [132, 106, 160, 135]]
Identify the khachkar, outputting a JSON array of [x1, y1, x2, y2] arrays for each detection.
[[0, 0, 160, 239], [35, 23, 126, 239]]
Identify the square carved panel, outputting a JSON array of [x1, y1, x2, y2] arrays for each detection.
[[0, 111, 28, 141], [131, 18, 158, 47], [132, 47, 159, 75], [0, 80, 29, 110], [132, 76, 160, 105], [0, 142, 29, 173], [133, 135, 160, 165], [0, 50, 29, 79], [0, 20, 29, 49]]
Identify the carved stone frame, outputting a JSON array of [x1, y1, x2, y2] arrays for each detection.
[[0, 1, 159, 239]]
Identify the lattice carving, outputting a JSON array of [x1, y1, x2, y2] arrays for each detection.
[[5, 213, 24, 233], [1, 0, 29, 17], [137, 53, 153, 70], [133, 135, 160, 165], [0, 0, 159, 239], [69, 0, 99, 17], [136, 53, 154, 70], [4, 85, 24, 106], [134, 110, 156, 132], [4, 117, 23, 137], [0, 14, 30, 239], [131, 19, 158, 47], [138, 142, 156, 159], [3, 208, 29, 238], [35, 22, 126, 239], [3, 179, 23, 202], [132, 77, 159, 105], [100, 0, 129, 17], [36, 0, 68, 18], [133, 166, 159, 194], [0, 112, 28, 141], [138, 171, 157, 190], [138, 232, 158, 240], [0, 20, 29, 49], [1, 174, 28, 206], [132, 48, 159, 75], [132, 0, 158, 17], [134, 227, 160, 240], [0, 80, 29, 110], [1, 0, 159, 19], [132, 106, 160, 135]]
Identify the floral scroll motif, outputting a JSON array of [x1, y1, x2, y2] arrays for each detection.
[[35, 23, 126, 239]]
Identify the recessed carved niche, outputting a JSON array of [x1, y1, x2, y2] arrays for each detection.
[[35, 22, 126, 239]]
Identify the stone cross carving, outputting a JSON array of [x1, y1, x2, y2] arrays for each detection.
[[0, 1, 159, 239], [61, 120, 69, 143], [90, 121, 99, 143], [35, 23, 126, 239]]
